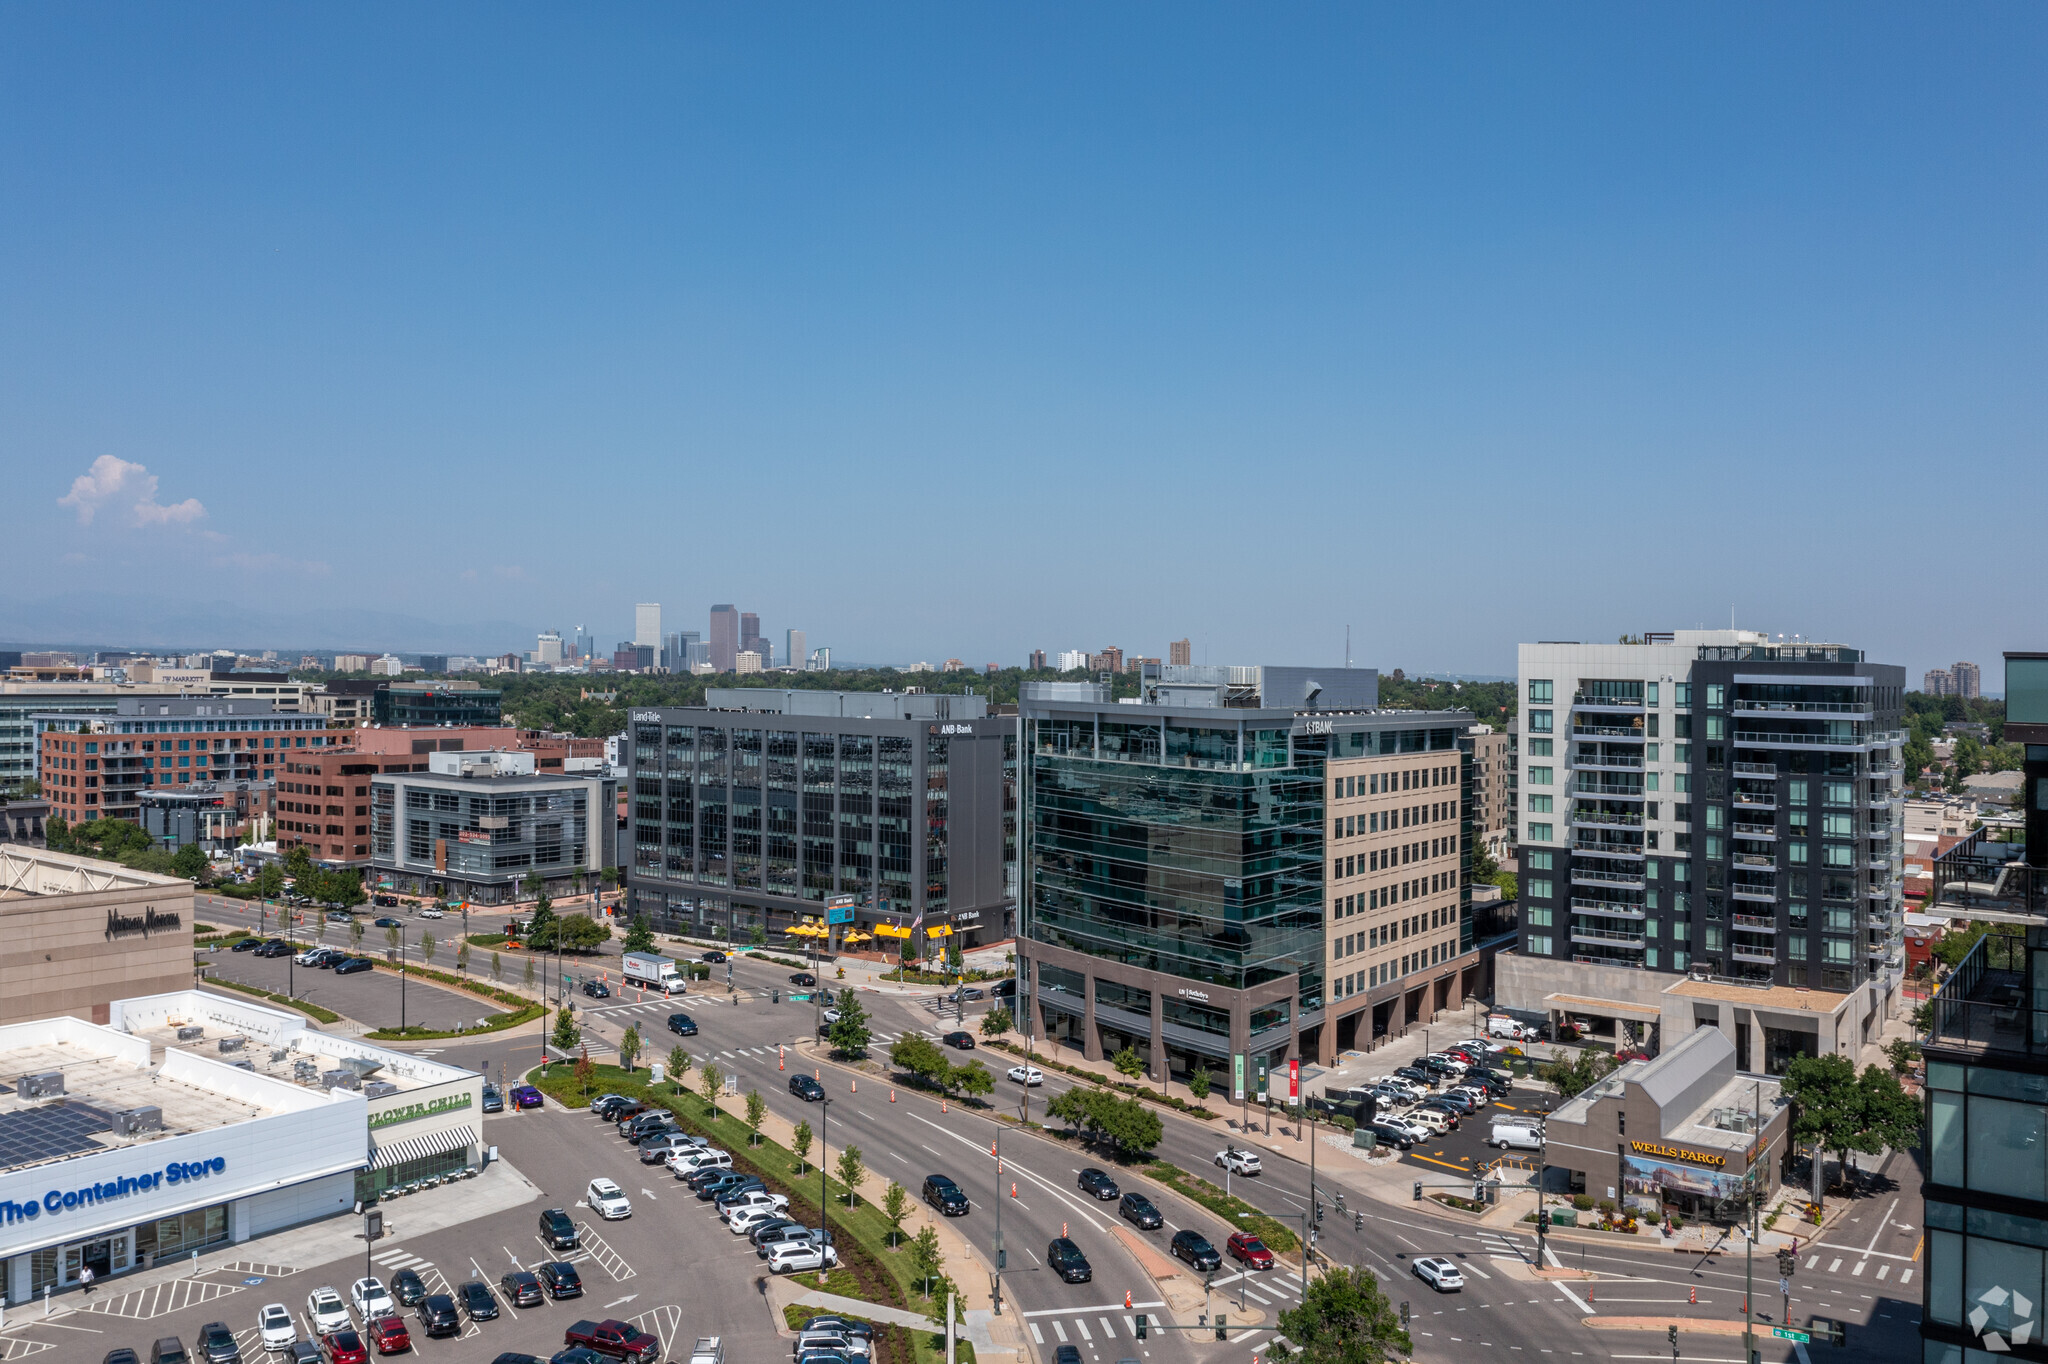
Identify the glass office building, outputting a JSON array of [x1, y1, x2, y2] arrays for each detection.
[[1018, 667, 1474, 1088]]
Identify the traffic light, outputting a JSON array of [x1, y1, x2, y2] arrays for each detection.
[[1668, 1325, 1678, 1355], [1825, 1319, 1847, 1347], [1778, 1250, 1795, 1278], [1215, 1315, 1227, 1342], [1315, 1202, 1325, 1224], [1354, 1210, 1364, 1232], [1135, 1315, 1147, 1340]]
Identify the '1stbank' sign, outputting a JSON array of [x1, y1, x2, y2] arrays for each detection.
[[0, 1156, 226, 1225]]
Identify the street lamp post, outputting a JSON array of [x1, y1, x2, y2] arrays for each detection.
[[992, 1125, 1003, 1316]]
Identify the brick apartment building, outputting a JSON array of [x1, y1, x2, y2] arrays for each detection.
[[38, 698, 332, 827]]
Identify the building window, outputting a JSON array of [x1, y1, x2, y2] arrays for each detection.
[[1526, 822, 1552, 842], [1529, 680, 1553, 703], [1528, 738, 1552, 757], [1527, 766, 1552, 786], [1526, 850, 1553, 871], [1526, 878, 1552, 900], [1527, 934, 1552, 955], [1527, 794, 1552, 813], [1528, 710, 1553, 733]]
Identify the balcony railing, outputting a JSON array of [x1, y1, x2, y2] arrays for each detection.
[[1573, 839, 1646, 860], [1734, 853, 1774, 868], [1733, 762, 1777, 778], [1732, 883, 1778, 902], [1866, 882, 1894, 899], [1732, 792, 1778, 810], [1572, 808, 1645, 828], [1573, 751, 1645, 770], [1731, 945, 1778, 965], [1572, 694, 1644, 709], [1733, 822, 1777, 839], [1574, 954, 1645, 969], [1571, 868, 1646, 890], [1572, 899, 1647, 920], [1573, 780, 1645, 798], [1733, 729, 1868, 750], [1733, 914, 1778, 931], [1571, 926, 1647, 947], [1572, 724, 1646, 740], [1732, 700, 1873, 716]]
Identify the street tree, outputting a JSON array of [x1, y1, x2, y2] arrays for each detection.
[[619, 1024, 642, 1072], [1275, 1265, 1411, 1364], [828, 987, 872, 1057], [908, 1225, 943, 1299], [350, 919, 365, 954], [835, 1144, 866, 1206], [1111, 1046, 1145, 1080], [947, 1059, 994, 1102], [420, 933, 437, 968], [700, 1062, 723, 1115], [882, 1180, 910, 1247], [792, 1119, 813, 1173], [491, 950, 503, 982], [385, 925, 401, 959], [521, 955, 536, 990], [455, 941, 470, 976], [550, 1006, 580, 1052], [171, 843, 207, 881], [980, 1006, 1013, 1040], [1188, 1067, 1212, 1102], [622, 914, 656, 954], [745, 1089, 766, 1146], [890, 1036, 951, 1090], [667, 1046, 692, 1094]]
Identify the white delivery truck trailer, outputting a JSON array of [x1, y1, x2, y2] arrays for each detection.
[[621, 951, 687, 995]]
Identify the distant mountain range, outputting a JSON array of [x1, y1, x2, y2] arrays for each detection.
[[0, 592, 530, 657]]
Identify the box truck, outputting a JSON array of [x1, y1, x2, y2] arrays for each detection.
[[621, 951, 687, 995]]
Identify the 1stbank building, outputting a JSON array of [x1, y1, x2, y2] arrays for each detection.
[[1016, 665, 1481, 1090], [623, 691, 1018, 951]]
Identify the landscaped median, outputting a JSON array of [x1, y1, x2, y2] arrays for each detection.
[[986, 1038, 1219, 1121], [524, 1061, 973, 1364], [1143, 1160, 1299, 1256], [363, 964, 546, 1041]]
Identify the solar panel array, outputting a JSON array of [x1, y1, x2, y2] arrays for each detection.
[[0, 1101, 115, 1169]]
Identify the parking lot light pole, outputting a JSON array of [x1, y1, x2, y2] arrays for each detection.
[[992, 1124, 1003, 1316]]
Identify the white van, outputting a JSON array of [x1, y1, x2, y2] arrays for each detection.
[[1488, 1015, 1537, 1041], [1489, 1119, 1544, 1151]]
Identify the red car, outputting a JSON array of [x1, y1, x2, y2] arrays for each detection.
[[369, 1315, 412, 1354], [324, 1329, 370, 1364], [1227, 1231, 1275, 1270]]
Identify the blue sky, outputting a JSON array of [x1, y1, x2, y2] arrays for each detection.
[[4, 7, 2043, 681]]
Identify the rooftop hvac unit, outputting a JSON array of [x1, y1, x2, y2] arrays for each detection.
[[113, 1106, 163, 1137], [321, 1069, 361, 1091], [270, 1048, 290, 1064], [19, 1072, 64, 1100], [293, 1060, 320, 1084], [176, 1025, 205, 1042], [362, 1081, 398, 1099], [217, 1036, 246, 1053]]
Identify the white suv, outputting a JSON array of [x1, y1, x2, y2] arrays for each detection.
[[1215, 1148, 1263, 1175], [767, 1242, 839, 1275], [305, 1287, 351, 1335], [349, 1276, 393, 1320], [586, 1177, 633, 1219]]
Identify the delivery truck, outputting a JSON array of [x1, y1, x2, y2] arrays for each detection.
[[621, 951, 687, 995]]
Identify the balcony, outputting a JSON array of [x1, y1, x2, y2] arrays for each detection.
[[1731, 945, 1779, 965], [1733, 729, 1869, 750], [1572, 808, 1645, 829], [1732, 791, 1778, 811], [1572, 694, 1644, 711], [1573, 780, 1645, 799], [1572, 868, 1646, 890], [1731, 882, 1778, 903], [1867, 857, 1892, 873], [1868, 792, 1900, 810], [1867, 913, 1895, 931], [1733, 852, 1775, 868], [1866, 881, 1895, 899], [1732, 699, 1873, 717], [1733, 822, 1777, 839], [1571, 899, 1647, 920], [1572, 723, 1646, 740], [1733, 762, 1777, 778], [1733, 914, 1779, 931], [1573, 750, 1645, 770], [1571, 926, 1647, 948], [1573, 838, 1646, 860], [1573, 954, 1646, 969]]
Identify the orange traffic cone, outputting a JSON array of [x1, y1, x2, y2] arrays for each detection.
[[1010, 1182, 1018, 1199], [1124, 1290, 1132, 1310], [990, 1139, 998, 1156], [942, 1099, 949, 1114], [1062, 1222, 1068, 1238], [890, 1089, 897, 1103], [815, 1069, 821, 1082], [779, 1048, 785, 1071], [1689, 1286, 1697, 1305], [851, 1078, 857, 1094]]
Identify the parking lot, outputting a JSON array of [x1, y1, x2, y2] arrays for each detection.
[[198, 945, 501, 1033]]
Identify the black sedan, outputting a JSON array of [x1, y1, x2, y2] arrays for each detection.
[[333, 957, 374, 975], [230, 936, 262, 952], [536, 1261, 583, 1299], [790, 972, 817, 986], [414, 1294, 460, 1338], [700, 950, 728, 962], [252, 939, 292, 958], [1119, 1192, 1163, 1229], [1171, 1230, 1222, 1271], [456, 1280, 499, 1321], [372, 917, 403, 929], [497, 1270, 543, 1308], [666, 1013, 697, 1036], [1366, 1121, 1415, 1151], [789, 1075, 825, 1101], [391, 1269, 427, 1306], [581, 980, 610, 999], [1077, 1168, 1119, 1200], [941, 1031, 976, 1050]]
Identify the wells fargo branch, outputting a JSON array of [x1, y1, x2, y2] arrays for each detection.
[[1541, 1027, 1792, 1220]]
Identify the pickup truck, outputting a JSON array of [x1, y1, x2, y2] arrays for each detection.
[[563, 1319, 663, 1362], [687, 1339, 723, 1364]]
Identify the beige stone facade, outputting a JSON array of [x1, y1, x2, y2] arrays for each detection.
[[0, 848, 193, 1027], [1318, 748, 1480, 1060]]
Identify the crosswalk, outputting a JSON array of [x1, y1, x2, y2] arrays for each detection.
[[1802, 1250, 1912, 1285], [1021, 1274, 1307, 1345], [1476, 1230, 1529, 1264]]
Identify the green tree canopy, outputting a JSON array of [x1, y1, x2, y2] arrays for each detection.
[[1046, 1086, 1163, 1157], [621, 914, 655, 954], [828, 987, 872, 1057], [1274, 1265, 1412, 1364], [550, 1006, 580, 1051], [171, 843, 208, 881]]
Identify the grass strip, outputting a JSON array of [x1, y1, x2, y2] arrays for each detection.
[[527, 1062, 961, 1363], [1144, 1160, 1299, 1255], [365, 1002, 544, 1041], [988, 1040, 1217, 1120], [205, 977, 343, 1025]]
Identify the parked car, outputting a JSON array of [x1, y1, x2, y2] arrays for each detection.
[[1414, 1099, 1462, 1128], [536, 1262, 583, 1299], [1077, 1168, 1119, 1200], [757, 1226, 833, 1259], [1006, 1065, 1043, 1086], [144, 1344, 185, 1364], [716, 1188, 788, 1221], [789, 1075, 826, 1101], [1227, 1231, 1275, 1269], [585, 1178, 632, 1219], [922, 1174, 969, 1216], [666, 1013, 698, 1036], [1401, 1107, 1451, 1135], [1432, 1090, 1477, 1114], [1393, 1065, 1437, 1091], [766, 1243, 839, 1276], [581, 980, 611, 999], [196, 1322, 242, 1364], [295, 946, 329, 967], [639, 1131, 701, 1164], [1366, 1121, 1415, 1151], [350, 1279, 394, 1322], [1414, 1257, 1465, 1291], [231, 936, 262, 952], [560, 1320, 661, 1363], [668, 1147, 732, 1178], [1490, 1119, 1544, 1152], [727, 1205, 788, 1237], [1170, 1230, 1221, 1271], [1118, 1191, 1163, 1229], [1046, 1237, 1092, 1283], [256, 1304, 298, 1352], [306, 1289, 351, 1336], [941, 1031, 975, 1050], [498, 1271, 544, 1308], [481, 1083, 504, 1114], [413, 1295, 459, 1339], [607, 1098, 651, 1125], [798, 1316, 873, 1345], [1215, 1148, 1262, 1175], [456, 1281, 499, 1322], [390, 1270, 427, 1307], [366, 1317, 410, 1356], [510, 1085, 544, 1109], [747, 1218, 803, 1247], [538, 1208, 580, 1251], [321, 1331, 367, 1364], [333, 957, 373, 975]]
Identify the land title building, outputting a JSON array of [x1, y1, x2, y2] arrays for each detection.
[[1017, 664, 1482, 1083], [370, 750, 618, 905], [623, 690, 1018, 951], [1498, 631, 1906, 1068], [38, 699, 332, 827]]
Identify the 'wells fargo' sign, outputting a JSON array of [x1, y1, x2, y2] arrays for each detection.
[[1628, 1140, 1726, 1168]]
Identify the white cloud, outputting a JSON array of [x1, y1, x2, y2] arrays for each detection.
[[57, 455, 206, 528]]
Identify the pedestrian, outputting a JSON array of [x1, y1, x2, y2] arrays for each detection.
[[80, 1264, 94, 1295]]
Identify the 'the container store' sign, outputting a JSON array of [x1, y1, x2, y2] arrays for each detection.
[[0, 1156, 227, 1225]]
